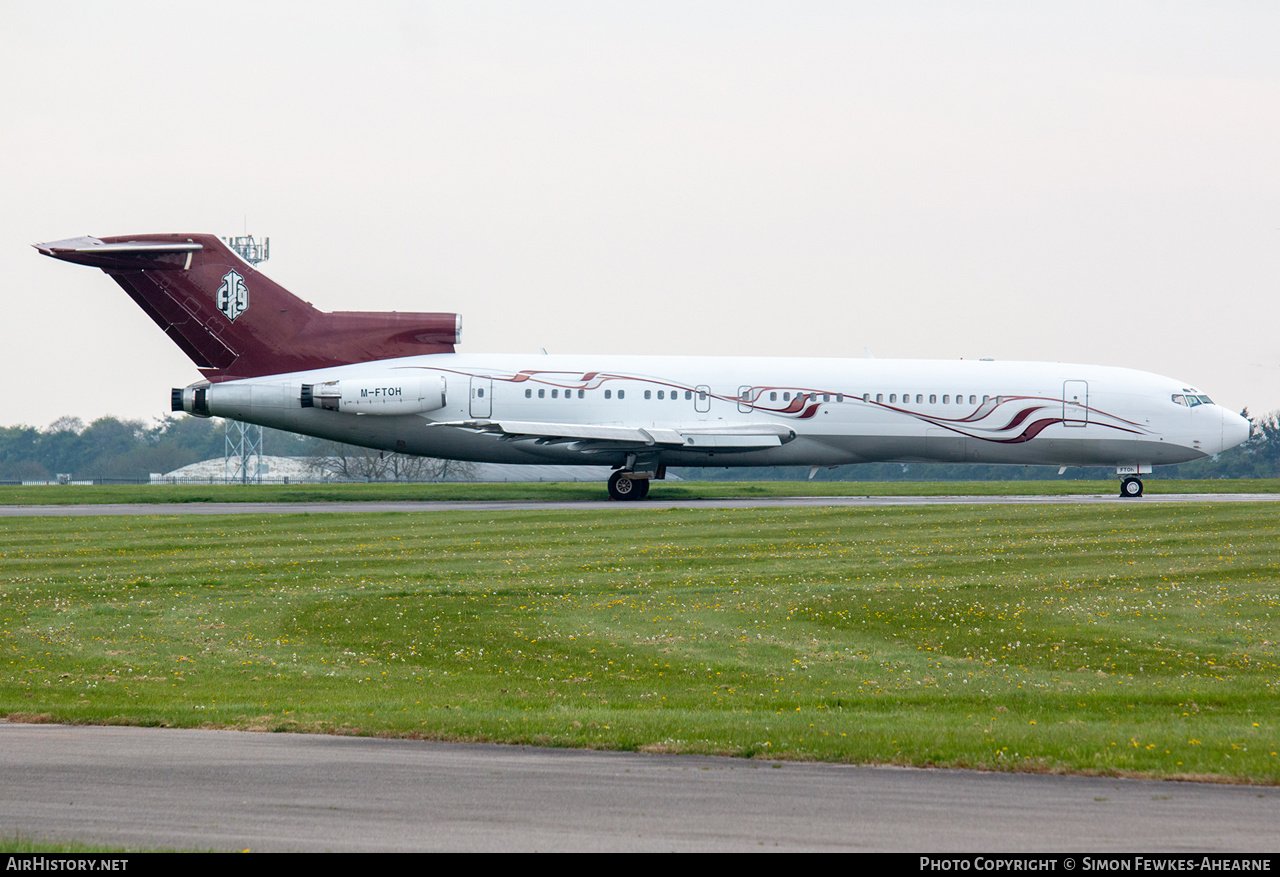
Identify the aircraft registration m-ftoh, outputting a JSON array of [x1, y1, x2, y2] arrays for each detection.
[[36, 233, 1251, 499]]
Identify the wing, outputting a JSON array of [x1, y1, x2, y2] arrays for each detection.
[[431, 419, 795, 454]]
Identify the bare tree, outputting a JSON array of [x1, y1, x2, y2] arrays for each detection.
[[44, 416, 86, 435], [426, 458, 480, 482], [306, 440, 366, 481], [305, 440, 479, 482]]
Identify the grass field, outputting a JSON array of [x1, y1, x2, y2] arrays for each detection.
[[2, 501, 1277, 782], [1, 477, 1279, 505]]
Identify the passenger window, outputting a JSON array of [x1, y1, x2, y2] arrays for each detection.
[[538, 389, 545, 398], [876, 394, 883, 403], [770, 392, 778, 401], [685, 391, 692, 400], [657, 390, 664, 400], [604, 390, 611, 399], [916, 394, 923, 404], [783, 392, 791, 401], [644, 390, 651, 400], [930, 395, 937, 404], [525, 389, 531, 398], [551, 389, 558, 398], [578, 389, 584, 399], [619, 390, 625, 399], [889, 394, 896, 403], [823, 394, 830, 402], [836, 394, 844, 402], [942, 395, 949, 404]]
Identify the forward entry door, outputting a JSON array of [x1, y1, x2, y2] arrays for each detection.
[[1063, 380, 1088, 427]]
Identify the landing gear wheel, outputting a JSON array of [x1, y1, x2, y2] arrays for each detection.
[[608, 471, 649, 501], [1120, 476, 1144, 498]]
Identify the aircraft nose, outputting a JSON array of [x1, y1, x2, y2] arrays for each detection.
[[1221, 408, 1251, 452]]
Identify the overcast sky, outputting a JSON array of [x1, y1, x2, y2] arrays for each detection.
[[3, 1, 1278, 428]]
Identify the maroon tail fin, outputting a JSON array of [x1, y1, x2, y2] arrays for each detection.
[[35, 233, 459, 380]]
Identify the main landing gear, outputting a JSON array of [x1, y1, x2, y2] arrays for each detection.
[[608, 471, 650, 501], [1120, 476, 1144, 498]]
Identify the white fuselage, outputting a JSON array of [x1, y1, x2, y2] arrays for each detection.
[[188, 353, 1251, 472]]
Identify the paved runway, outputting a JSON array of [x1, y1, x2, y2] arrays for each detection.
[[2, 724, 1277, 852], [2, 493, 1278, 517]]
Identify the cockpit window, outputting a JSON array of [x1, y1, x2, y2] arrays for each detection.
[[1171, 394, 1185, 406], [1197, 395, 1214, 405]]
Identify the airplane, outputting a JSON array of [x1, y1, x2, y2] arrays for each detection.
[[35, 233, 1252, 500]]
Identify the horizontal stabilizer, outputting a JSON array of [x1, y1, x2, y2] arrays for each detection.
[[35, 236, 203, 271]]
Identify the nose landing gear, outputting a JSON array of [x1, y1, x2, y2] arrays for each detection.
[[1117, 465, 1150, 499]]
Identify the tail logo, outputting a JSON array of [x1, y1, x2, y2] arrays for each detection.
[[216, 270, 249, 322]]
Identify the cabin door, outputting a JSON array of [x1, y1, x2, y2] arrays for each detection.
[[1063, 380, 1088, 427], [695, 385, 711, 420], [469, 376, 493, 418]]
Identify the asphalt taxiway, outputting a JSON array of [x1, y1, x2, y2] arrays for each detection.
[[2, 724, 1277, 852], [1, 492, 1278, 517]]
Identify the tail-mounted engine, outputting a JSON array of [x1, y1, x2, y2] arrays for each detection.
[[173, 373, 447, 419], [300, 375, 447, 415]]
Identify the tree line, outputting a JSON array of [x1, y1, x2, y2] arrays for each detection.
[[0, 415, 484, 483], [1, 409, 1276, 483]]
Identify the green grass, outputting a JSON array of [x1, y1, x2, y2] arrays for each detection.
[[2, 478, 1278, 505], [0, 835, 182, 853], [2, 503, 1277, 782]]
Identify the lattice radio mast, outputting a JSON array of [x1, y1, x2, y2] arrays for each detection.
[[221, 230, 270, 483]]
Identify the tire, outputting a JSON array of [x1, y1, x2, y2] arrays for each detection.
[[608, 471, 643, 501], [1120, 477, 1144, 498]]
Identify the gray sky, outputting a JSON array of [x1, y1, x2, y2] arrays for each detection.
[[4, 1, 1278, 428]]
